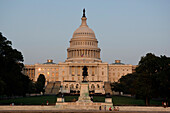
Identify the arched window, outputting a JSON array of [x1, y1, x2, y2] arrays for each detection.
[[70, 84, 74, 89], [97, 84, 100, 88], [91, 84, 95, 89], [65, 84, 68, 89], [76, 84, 79, 89]]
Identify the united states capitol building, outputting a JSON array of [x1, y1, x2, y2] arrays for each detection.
[[23, 10, 136, 95]]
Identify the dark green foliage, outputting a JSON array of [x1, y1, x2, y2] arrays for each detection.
[[112, 74, 137, 95], [0, 32, 33, 96], [112, 53, 170, 106], [36, 74, 46, 93]]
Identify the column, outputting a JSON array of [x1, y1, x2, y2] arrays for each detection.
[[89, 66, 92, 76], [85, 50, 86, 57], [87, 50, 89, 57], [75, 66, 77, 76], [97, 66, 99, 81], [76, 50, 77, 57], [79, 50, 80, 57], [69, 66, 71, 76]]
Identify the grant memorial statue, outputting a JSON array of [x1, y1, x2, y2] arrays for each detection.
[[82, 66, 88, 82], [77, 66, 92, 103]]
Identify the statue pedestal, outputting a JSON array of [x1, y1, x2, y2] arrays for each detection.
[[56, 82, 113, 110], [57, 97, 64, 103], [77, 82, 92, 103]]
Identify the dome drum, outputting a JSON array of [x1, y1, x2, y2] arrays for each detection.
[[67, 48, 101, 60]]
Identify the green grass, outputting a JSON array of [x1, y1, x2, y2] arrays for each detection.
[[112, 96, 145, 105], [64, 95, 79, 102], [0, 95, 162, 106], [93, 96, 105, 102], [112, 96, 162, 106], [0, 95, 57, 105]]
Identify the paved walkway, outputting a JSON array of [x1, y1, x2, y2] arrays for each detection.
[[0, 106, 170, 112]]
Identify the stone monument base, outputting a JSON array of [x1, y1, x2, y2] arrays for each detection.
[[56, 82, 113, 110], [56, 102, 113, 110], [77, 82, 92, 103]]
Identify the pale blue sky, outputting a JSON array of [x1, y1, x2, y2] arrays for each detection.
[[0, 0, 170, 65]]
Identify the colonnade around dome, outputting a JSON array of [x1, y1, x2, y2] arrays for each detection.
[[67, 49, 100, 59]]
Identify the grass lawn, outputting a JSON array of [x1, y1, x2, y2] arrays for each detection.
[[0, 95, 57, 105], [0, 95, 162, 106], [112, 96, 162, 106]]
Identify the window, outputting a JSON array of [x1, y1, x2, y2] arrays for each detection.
[[113, 78, 115, 82], [102, 71, 104, 75], [56, 77, 58, 81], [92, 77, 94, 81], [91, 84, 95, 89], [118, 72, 120, 77], [72, 67, 75, 76], [38, 68, 41, 71], [92, 67, 95, 76], [70, 84, 74, 89], [65, 84, 68, 89], [47, 72, 49, 76], [56, 72, 58, 76], [76, 84, 79, 89], [97, 84, 100, 88]]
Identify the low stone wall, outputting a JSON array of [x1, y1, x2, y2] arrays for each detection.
[[56, 102, 112, 110], [0, 105, 170, 112]]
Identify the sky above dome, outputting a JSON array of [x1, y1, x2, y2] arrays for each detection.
[[0, 0, 170, 65]]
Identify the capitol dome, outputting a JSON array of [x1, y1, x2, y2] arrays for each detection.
[[72, 17, 96, 38], [66, 9, 101, 63]]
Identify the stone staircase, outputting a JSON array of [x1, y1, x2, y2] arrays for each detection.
[[51, 82, 61, 94], [104, 82, 112, 95], [45, 81, 61, 95]]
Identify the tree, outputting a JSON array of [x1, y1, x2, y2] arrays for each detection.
[[36, 74, 46, 93], [134, 53, 160, 105], [112, 53, 170, 106], [111, 74, 137, 95], [155, 55, 170, 103], [0, 32, 32, 96]]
